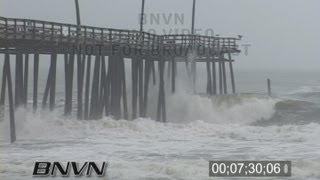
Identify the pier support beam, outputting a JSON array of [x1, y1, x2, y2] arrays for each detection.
[[212, 60, 217, 95], [49, 53, 57, 111], [131, 57, 138, 120], [1, 51, 16, 143], [15, 53, 24, 108], [192, 61, 197, 93], [206, 59, 213, 95], [151, 61, 156, 85], [222, 60, 227, 94], [0, 56, 6, 107], [109, 55, 122, 119], [64, 54, 74, 116], [42, 52, 57, 111], [157, 60, 166, 122], [104, 56, 111, 117], [138, 59, 144, 117], [143, 60, 151, 117], [33, 53, 39, 112], [89, 55, 101, 120], [23, 54, 29, 107], [77, 54, 85, 119], [84, 55, 91, 120], [219, 60, 223, 95], [120, 57, 128, 119], [228, 53, 236, 94], [99, 56, 107, 118], [171, 57, 176, 93], [267, 79, 272, 96]]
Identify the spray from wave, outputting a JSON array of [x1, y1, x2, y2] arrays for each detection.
[[2, 92, 319, 141], [1, 92, 320, 179], [167, 92, 278, 124]]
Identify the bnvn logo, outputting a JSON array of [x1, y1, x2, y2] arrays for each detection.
[[33, 162, 107, 177]]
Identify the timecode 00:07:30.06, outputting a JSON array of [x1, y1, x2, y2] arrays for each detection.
[[209, 161, 291, 177]]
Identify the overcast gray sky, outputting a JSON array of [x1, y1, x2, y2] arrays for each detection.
[[1, 0, 320, 70]]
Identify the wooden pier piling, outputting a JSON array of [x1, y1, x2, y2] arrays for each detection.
[[6, 55, 16, 143], [206, 60, 213, 95], [267, 79, 271, 96], [131, 57, 138, 120], [33, 53, 39, 111], [99, 56, 106, 117], [143, 60, 151, 117], [23, 54, 29, 106], [151, 61, 156, 85], [84, 55, 91, 120], [15, 53, 24, 108], [157, 60, 166, 122], [228, 53, 236, 94], [1, 54, 7, 107], [104, 56, 111, 117], [42, 53, 57, 110], [89, 55, 101, 120], [64, 54, 75, 116], [1, 51, 16, 143], [120, 57, 128, 120], [138, 59, 144, 117], [212, 61, 217, 95], [219, 61, 223, 94], [77, 54, 85, 119], [49, 53, 57, 111], [171, 57, 176, 94]]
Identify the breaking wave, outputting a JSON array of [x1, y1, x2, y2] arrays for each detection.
[[1, 92, 320, 179], [1, 92, 319, 141], [286, 85, 320, 104]]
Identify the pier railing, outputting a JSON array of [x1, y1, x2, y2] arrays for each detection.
[[0, 16, 239, 51]]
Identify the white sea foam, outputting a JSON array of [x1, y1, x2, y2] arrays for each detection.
[[1, 93, 280, 139], [167, 91, 278, 124], [0, 93, 319, 179]]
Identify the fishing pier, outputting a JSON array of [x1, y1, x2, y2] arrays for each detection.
[[0, 11, 241, 142]]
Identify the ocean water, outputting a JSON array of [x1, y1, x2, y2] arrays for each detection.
[[0, 65, 320, 179]]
